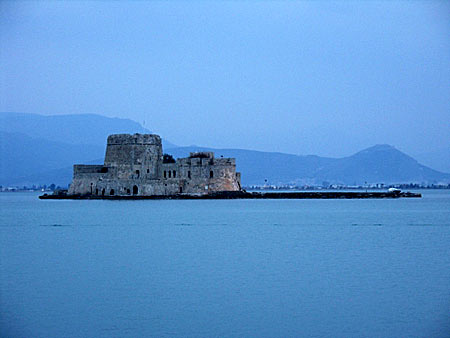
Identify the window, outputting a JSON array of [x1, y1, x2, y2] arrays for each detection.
[[168, 171, 171, 178], [188, 170, 191, 179], [210, 170, 214, 178], [147, 169, 150, 173], [173, 170, 176, 178], [164, 171, 166, 178], [136, 170, 140, 178]]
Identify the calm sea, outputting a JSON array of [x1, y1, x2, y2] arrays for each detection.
[[1, 191, 449, 338]]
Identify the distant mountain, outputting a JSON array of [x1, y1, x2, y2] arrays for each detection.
[[0, 131, 104, 186], [313, 144, 450, 185], [1, 112, 449, 187], [0, 112, 176, 148], [413, 148, 450, 174]]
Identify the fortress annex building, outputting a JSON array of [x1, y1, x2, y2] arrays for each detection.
[[68, 134, 241, 196]]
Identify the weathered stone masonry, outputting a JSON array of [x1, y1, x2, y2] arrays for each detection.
[[67, 133, 241, 196]]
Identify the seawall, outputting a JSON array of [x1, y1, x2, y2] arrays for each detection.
[[39, 191, 421, 200]]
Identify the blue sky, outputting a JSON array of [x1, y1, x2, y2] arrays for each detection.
[[1, 1, 449, 159]]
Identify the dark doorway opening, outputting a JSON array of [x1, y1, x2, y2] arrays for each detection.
[[110, 189, 115, 196], [179, 187, 183, 193], [133, 185, 138, 195], [102, 189, 105, 196]]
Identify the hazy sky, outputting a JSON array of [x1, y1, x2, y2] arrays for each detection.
[[1, 1, 449, 157]]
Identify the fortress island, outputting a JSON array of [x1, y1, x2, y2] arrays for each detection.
[[40, 133, 421, 200]]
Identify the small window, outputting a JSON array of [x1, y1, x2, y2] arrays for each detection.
[[210, 170, 214, 178], [147, 169, 150, 173], [173, 170, 176, 178], [164, 171, 166, 178], [127, 188, 130, 194], [136, 170, 140, 178], [168, 171, 171, 178], [188, 171, 191, 179]]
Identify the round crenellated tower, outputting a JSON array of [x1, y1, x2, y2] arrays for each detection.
[[104, 134, 162, 179]]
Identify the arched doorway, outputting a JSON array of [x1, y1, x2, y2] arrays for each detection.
[[133, 185, 138, 195]]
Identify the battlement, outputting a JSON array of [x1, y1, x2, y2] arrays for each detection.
[[189, 152, 214, 159], [107, 133, 161, 145]]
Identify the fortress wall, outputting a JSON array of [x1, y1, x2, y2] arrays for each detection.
[[68, 165, 104, 195], [104, 134, 162, 179], [68, 175, 104, 195], [73, 165, 105, 174], [85, 179, 167, 197], [175, 157, 240, 194]]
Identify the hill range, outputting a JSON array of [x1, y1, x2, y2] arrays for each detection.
[[1, 112, 449, 187]]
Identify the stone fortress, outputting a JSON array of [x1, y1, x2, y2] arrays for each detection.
[[67, 134, 242, 196]]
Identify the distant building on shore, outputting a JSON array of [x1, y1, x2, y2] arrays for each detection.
[[68, 134, 241, 196]]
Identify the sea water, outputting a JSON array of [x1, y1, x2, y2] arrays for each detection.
[[1, 191, 449, 338]]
